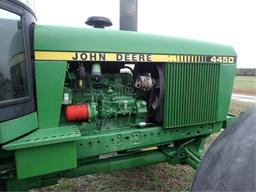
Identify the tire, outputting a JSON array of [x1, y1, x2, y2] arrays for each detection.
[[191, 108, 256, 192]]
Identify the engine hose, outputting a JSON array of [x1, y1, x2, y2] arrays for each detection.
[[122, 66, 134, 74]]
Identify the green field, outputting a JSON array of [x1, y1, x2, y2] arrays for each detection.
[[233, 76, 256, 96], [33, 76, 255, 192]]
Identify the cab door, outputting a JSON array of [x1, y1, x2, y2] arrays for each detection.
[[0, 0, 36, 122]]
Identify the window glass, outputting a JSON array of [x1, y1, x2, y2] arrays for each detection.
[[0, 8, 28, 102]]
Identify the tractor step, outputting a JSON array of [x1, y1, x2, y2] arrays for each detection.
[[3, 126, 81, 179]]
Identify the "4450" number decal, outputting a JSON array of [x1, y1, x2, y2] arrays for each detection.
[[210, 56, 235, 63]]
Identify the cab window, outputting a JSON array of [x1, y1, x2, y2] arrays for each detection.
[[0, 8, 28, 103]]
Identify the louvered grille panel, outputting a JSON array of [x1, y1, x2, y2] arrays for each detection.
[[164, 63, 219, 128]]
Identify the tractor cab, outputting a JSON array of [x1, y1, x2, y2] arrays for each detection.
[[0, 0, 35, 123]]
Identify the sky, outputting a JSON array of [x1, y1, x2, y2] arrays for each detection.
[[29, 0, 256, 68]]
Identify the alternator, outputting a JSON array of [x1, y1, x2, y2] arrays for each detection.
[[134, 73, 156, 91]]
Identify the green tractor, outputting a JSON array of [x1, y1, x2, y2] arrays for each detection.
[[1, 0, 254, 191]]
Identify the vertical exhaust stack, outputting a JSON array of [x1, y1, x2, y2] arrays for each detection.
[[120, 0, 137, 31]]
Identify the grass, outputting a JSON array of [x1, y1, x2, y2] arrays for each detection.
[[230, 76, 255, 116], [233, 76, 256, 96], [35, 164, 195, 192], [34, 164, 195, 192], [33, 76, 255, 192], [229, 100, 255, 116]]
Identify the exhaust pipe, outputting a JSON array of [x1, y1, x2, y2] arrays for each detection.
[[120, 0, 137, 31]]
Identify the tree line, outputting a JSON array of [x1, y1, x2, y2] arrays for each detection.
[[236, 68, 256, 76]]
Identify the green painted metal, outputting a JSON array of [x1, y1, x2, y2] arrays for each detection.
[[216, 64, 236, 121], [3, 125, 81, 150], [164, 63, 220, 128], [0, 113, 38, 144], [177, 137, 206, 169], [160, 136, 206, 169], [65, 150, 170, 178], [222, 114, 236, 128], [0, 16, 237, 191], [76, 123, 222, 159], [34, 25, 236, 57], [3, 150, 170, 191], [6, 174, 60, 191], [35, 61, 67, 128], [5, 136, 207, 191], [15, 141, 77, 179], [64, 72, 147, 129], [3, 126, 81, 179]]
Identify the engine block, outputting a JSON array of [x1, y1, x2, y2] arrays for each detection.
[[63, 64, 148, 130]]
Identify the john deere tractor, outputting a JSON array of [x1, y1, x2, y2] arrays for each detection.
[[2, 0, 254, 191]]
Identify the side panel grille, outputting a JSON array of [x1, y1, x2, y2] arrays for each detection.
[[164, 63, 219, 128]]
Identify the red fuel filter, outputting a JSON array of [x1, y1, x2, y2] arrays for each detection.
[[66, 104, 89, 121]]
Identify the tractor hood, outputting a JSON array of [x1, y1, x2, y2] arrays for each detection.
[[34, 25, 236, 60]]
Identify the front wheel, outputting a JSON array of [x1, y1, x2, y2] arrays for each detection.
[[191, 108, 256, 191]]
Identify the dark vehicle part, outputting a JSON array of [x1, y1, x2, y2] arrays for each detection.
[[134, 73, 156, 91], [191, 108, 256, 192], [120, 0, 137, 31], [85, 16, 112, 28]]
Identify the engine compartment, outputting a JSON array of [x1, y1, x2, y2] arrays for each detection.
[[62, 62, 163, 132]]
